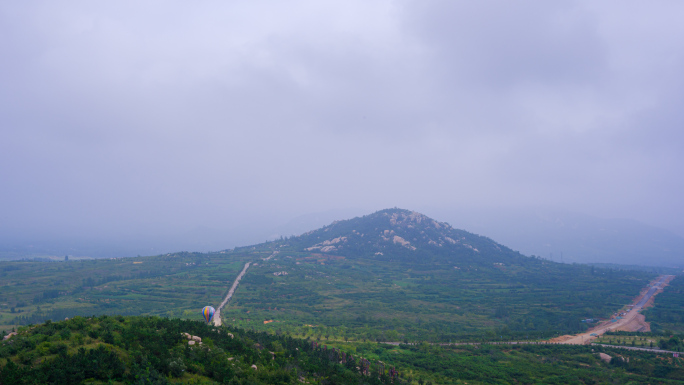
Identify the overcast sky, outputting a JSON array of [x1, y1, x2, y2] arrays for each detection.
[[1, 0, 683, 245]]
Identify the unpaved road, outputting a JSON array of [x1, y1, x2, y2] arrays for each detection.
[[563, 275, 674, 345], [381, 275, 675, 347], [212, 262, 251, 326], [263, 251, 279, 261]]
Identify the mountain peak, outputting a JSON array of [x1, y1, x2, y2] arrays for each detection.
[[375, 208, 451, 230], [281, 208, 516, 263]]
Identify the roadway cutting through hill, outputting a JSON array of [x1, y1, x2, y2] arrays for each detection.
[[380, 275, 675, 347], [560, 274, 674, 345], [212, 251, 279, 326], [212, 262, 251, 326]]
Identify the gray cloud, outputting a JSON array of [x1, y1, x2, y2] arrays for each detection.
[[1, 0, 683, 250]]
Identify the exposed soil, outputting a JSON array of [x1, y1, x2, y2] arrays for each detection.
[[560, 275, 674, 345], [616, 312, 650, 333], [548, 335, 575, 343]]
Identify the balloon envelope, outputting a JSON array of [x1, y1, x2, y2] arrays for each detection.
[[202, 306, 215, 323]]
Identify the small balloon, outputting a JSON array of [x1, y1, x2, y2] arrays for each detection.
[[202, 306, 215, 323]]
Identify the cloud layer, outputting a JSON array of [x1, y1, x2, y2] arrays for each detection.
[[1, 0, 683, 244]]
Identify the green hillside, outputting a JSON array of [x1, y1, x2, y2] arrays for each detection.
[[225, 209, 654, 341], [0, 315, 381, 384], [0, 252, 249, 327], [2, 316, 684, 384], [0, 209, 657, 343], [645, 277, 684, 333], [2, 208, 684, 384]]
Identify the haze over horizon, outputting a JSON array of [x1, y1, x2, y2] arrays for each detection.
[[2, 1, 683, 256]]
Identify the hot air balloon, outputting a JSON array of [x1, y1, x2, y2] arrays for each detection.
[[202, 306, 215, 323]]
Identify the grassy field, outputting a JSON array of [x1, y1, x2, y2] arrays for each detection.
[[323, 340, 684, 384], [595, 334, 667, 349], [220, 246, 654, 342], [645, 276, 684, 333], [0, 251, 255, 329], [0, 242, 657, 343], [593, 331, 684, 352]]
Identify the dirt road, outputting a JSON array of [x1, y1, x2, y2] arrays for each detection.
[[212, 262, 251, 326], [263, 251, 279, 261], [380, 275, 675, 347], [562, 275, 674, 345]]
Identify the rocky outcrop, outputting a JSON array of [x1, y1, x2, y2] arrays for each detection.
[[392, 235, 416, 250], [306, 237, 347, 252], [182, 332, 203, 345]]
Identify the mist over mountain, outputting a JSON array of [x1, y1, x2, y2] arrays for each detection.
[[0, 207, 680, 385], [0, 225, 267, 260], [273, 208, 684, 268], [2, 206, 682, 268]]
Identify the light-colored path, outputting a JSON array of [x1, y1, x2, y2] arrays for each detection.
[[591, 343, 681, 355], [213, 262, 251, 326], [563, 275, 674, 345], [263, 251, 279, 261]]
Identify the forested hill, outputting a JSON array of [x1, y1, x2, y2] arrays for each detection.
[[4, 316, 684, 385], [0, 315, 383, 385], [223, 208, 655, 341], [277, 208, 522, 264]]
